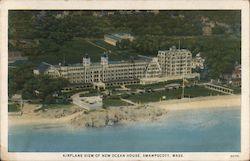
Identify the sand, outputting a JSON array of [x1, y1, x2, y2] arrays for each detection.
[[8, 104, 85, 126], [149, 95, 241, 111], [8, 95, 241, 127]]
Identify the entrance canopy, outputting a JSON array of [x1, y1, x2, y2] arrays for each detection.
[[93, 82, 106, 90]]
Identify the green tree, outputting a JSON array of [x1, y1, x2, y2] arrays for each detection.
[[117, 39, 131, 49], [8, 63, 35, 96]]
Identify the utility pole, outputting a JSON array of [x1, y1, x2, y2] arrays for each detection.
[[182, 74, 185, 99], [63, 53, 66, 65], [20, 97, 23, 116]]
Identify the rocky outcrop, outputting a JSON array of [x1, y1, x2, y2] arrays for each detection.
[[36, 107, 84, 118], [70, 105, 167, 128]]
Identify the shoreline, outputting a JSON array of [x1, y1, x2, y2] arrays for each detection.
[[8, 110, 84, 127], [149, 94, 241, 111], [9, 95, 241, 127]]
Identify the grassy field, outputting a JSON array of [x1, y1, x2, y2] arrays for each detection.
[[90, 39, 142, 61], [30, 38, 105, 65], [29, 38, 142, 65], [230, 86, 241, 94], [8, 104, 21, 112], [103, 97, 131, 108], [126, 80, 184, 90], [124, 86, 224, 103], [79, 92, 99, 97]]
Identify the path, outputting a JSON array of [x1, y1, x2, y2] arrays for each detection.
[[148, 95, 240, 111], [120, 98, 138, 106], [203, 83, 234, 95], [71, 93, 90, 110], [85, 39, 107, 51]]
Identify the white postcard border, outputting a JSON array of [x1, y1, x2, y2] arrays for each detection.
[[1, 0, 249, 161]]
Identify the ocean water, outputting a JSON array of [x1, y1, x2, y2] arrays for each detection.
[[8, 107, 240, 152]]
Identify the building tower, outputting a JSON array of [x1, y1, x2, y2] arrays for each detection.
[[83, 54, 91, 66], [157, 46, 192, 77], [83, 54, 90, 83], [129, 56, 136, 79], [101, 52, 108, 82], [101, 52, 108, 66]]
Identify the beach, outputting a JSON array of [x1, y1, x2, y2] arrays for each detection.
[[8, 104, 84, 126], [149, 94, 241, 111], [8, 95, 241, 127]]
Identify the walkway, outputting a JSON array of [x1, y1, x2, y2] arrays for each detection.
[[120, 98, 138, 106], [203, 83, 234, 95], [71, 93, 90, 110], [71, 92, 103, 110], [85, 39, 107, 51]]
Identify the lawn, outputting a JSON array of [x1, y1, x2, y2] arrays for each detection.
[[90, 39, 142, 61], [103, 97, 131, 108], [8, 103, 21, 112], [124, 86, 225, 103], [30, 38, 105, 65], [127, 82, 168, 90], [230, 86, 241, 94], [79, 92, 99, 97], [29, 38, 142, 66], [126, 79, 183, 90]]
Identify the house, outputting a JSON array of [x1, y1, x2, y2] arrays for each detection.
[[232, 65, 241, 79], [104, 33, 134, 46], [231, 65, 241, 87], [222, 64, 241, 87], [33, 62, 60, 78], [192, 53, 205, 69]]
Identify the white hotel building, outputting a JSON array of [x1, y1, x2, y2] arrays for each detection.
[[34, 46, 199, 88]]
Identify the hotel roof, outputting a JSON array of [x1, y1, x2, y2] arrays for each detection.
[[105, 33, 133, 41], [104, 34, 122, 41], [35, 62, 53, 72]]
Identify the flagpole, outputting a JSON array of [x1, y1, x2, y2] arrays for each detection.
[[182, 74, 185, 99]]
